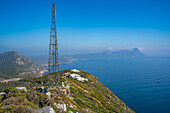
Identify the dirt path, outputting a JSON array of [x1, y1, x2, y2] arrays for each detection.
[[73, 82, 89, 93], [72, 82, 103, 105]]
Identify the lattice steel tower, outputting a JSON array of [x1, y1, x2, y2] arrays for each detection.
[[48, 3, 60, 87]]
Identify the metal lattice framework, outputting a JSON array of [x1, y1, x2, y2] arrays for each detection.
[[48, 3, 60, 87]]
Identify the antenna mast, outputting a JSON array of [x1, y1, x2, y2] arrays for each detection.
[[48, 3, 60, 88]]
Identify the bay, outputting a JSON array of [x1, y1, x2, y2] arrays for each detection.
[[47, 57, 170, 113]]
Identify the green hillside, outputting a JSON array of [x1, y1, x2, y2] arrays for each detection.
[[0, 70, 135, 113], [0, 51, 46, 79]]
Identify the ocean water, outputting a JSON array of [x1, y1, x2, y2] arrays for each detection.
[[52, 57, 170, 113]]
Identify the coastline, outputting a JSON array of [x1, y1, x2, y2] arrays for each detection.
[[42, 58, 79, 66], [0, 78, 23, 83]]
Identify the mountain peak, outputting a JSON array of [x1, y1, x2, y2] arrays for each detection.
[[103, 48, 144, 57], [132, 48, 139, 51], [3, 50, 19, 54], [1, 51, 22, 57], [0, 51, 46, 79]]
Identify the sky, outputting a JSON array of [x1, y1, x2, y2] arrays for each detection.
[[0, 0, 170, 56]]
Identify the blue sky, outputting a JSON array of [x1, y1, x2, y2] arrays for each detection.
[[0, 0, 170, 56]]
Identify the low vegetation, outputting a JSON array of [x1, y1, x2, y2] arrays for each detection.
[[0, 70, 135, 113], [0, 87, 53, 112]]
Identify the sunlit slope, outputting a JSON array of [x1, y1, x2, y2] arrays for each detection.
[[0, 51, 46, 79]]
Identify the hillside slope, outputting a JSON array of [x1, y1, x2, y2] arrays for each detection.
[[0, 51, 46, 79], [60, 70, 135, 113], [0, 70, 135, 113]]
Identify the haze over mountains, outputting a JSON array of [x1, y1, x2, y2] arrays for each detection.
[[0, 48, 144, 79], [0, 51, 46, 79], [27, 48, 145, 64], [97, 48, 144, 57], [68, 48, 145, 59]]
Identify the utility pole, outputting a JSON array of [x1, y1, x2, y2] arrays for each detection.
[[48, 3, 60, 89]]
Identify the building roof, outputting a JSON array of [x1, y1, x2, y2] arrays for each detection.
[[71, 69, 80, 73], [70, 74, 80, 78], [69, 73, 88, 82]]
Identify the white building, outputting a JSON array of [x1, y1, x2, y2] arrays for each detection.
[[69, 74, 81, 79], [69, 74, 88, 82], [76, 77, 88, 82], [16, 87, 27, 92], [71, 69, 80, 73]]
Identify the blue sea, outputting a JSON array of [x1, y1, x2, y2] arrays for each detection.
[[49, 57, 170, 113]]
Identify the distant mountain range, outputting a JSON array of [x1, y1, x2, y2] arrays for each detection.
[[0, 51, 46, 79], [0, 48, 144, 78], [68, 48, 145, 59], [102, 48, 144, 57], [27, 48, 145, 65]]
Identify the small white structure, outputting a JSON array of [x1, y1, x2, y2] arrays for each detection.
[[37, 106, 55, 113], [0, 92, 6, 96], [46, 92, 51, 98], [76, 77, 88, 82], [62, 82, 65, 87], [16, 87, 27, 92], [54, 103, 66, 112], [71, 69, 80, 73], [70, 74, 81, 79], [69, 73, 88, 82]]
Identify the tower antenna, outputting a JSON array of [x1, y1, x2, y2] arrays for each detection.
[[48, 3, 60, 89]]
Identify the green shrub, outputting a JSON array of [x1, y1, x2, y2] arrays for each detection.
[[2, 87, 24, 94], [24, 99, 39, 109], [67, 107, 77, 112], [4, 105, 16, 112]]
